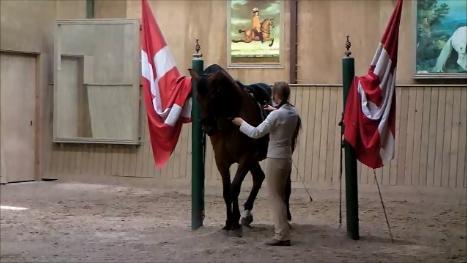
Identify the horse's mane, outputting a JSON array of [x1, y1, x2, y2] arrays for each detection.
[[199, 64, 271, 137], [202, 64, 225, 75], [261, 18, 271, 24], [199, 64, 244, 120], [260, 18, 272, 31], [198, 64, 231, 97], [202, 65, 271, 108]]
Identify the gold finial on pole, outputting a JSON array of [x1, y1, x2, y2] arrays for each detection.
[[345, 35, 352, 57], [193, 39, 202, 58]]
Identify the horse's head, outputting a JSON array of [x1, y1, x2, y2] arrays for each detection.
[[260, 18, 273, 33], [189, 64, 242, 135]]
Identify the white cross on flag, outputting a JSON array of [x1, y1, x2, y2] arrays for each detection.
[[141, 0, 192, 168], [343, 0, 403, 169]]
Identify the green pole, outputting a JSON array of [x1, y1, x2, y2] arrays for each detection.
[[342, 36, 359, 240], [191, 40, 205, 230]]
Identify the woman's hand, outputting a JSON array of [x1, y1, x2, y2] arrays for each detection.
[[232, 117, 244, 126], [263, 105, 277, 112]]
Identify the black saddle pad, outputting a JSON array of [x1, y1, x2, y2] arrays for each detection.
[[237, 81, 272, 106]]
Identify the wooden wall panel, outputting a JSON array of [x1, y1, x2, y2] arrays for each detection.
[[419, 88, 431, 186], [448, 89, 460, 188], [47, 85, 467, 189], [434, 88, 447, 187], [458, 89, 467, 188], [295, 87, 304, 183], [426, 88, 439, 186], [332, 88, 343, 185], [303, 87, 316, 185]]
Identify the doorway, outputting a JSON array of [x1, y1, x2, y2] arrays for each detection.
[[0, 52, 37, 183]]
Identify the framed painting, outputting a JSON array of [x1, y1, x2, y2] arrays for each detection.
[[227, 0, 283, 68], [414, 0, 467, 79]]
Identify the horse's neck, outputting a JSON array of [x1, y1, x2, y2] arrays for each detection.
[[216, 84, 244, 117], [261, 21, 269, 33]]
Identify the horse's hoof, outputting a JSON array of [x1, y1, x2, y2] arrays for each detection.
[[222, 225, 231, 231], [241, 214, 253, 227]]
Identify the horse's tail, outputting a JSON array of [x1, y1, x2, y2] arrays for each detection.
[[291, 116, 301, 153]]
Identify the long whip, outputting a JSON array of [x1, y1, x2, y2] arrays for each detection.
[[292, 161, 313, 202], [373, 169, 394, 243]]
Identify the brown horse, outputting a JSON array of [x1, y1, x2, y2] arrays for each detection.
[[189, 64, 300, 236], [232, 18, 275, 47]]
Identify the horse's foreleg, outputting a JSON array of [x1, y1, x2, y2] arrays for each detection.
[[230, 163, 250, 230], [268, 38, 274, 47], [218, 165, 233, 230]]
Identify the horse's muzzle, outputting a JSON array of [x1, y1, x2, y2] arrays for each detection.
[[201, 117, 217, 135], [202, 125, 216, 136]]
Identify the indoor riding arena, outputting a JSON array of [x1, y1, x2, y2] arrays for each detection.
[[1, 0, 466, 263]]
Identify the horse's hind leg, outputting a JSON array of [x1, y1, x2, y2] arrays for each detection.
[[285, 174, 292, 221], [242, 162, 265, 226]]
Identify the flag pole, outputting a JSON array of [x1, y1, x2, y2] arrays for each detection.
[[342, 36, 359, 240], [191, 39, 205, 230]]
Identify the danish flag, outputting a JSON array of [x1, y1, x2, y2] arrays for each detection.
[[141, 0, 192, 168], [343, 0, 403, 169]]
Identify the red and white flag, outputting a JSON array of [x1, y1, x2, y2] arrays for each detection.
[[141, 0, 192, 168], [343, 0, 403, 169]]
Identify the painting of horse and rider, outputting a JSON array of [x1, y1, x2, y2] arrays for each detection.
[[229, 0, 282, 65]]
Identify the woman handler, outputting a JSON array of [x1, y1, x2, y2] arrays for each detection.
[[232, 82, 300, 246]]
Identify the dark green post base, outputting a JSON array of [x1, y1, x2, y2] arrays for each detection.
[[342, 57, 359, 240], [191, 58, 204, 230]]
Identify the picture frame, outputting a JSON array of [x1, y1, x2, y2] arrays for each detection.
[[53, 19, 141, 145], [413, 0, 467, 79], [227, 0, 284, 68]]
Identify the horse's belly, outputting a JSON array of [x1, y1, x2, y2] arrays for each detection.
[[210, 133, 267, 165]]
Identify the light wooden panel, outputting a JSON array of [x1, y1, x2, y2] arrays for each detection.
[[87, 85, 135, 140], [56, 57, 80, 138]]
